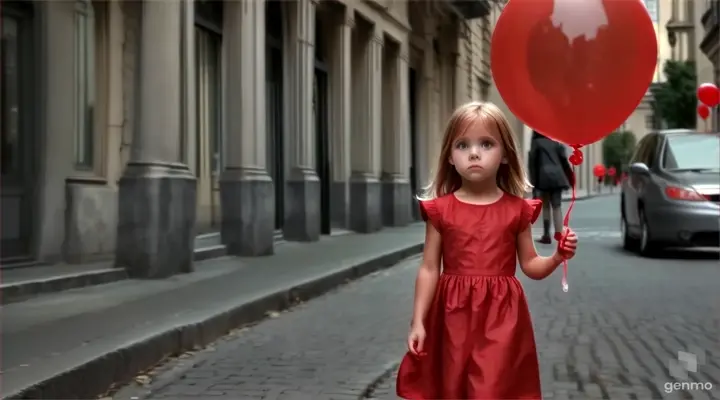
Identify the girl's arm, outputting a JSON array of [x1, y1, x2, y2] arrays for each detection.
[[516, 226, 572, 280], [410, 222, 442, 327]]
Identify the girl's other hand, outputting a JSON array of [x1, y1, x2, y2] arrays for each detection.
[[556, 227, 578, 260], [407, 323, 427, 357]]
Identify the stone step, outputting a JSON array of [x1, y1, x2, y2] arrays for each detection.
[[1, 233, 230, 305], [1, 229, 355, 305], [0, 264, 129, 305]]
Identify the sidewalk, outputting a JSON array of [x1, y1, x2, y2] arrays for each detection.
[[1, 232, 230, 304], [1, 225, 425, 400], [526, 188, 614, 201], [561, 188, 617, 201]]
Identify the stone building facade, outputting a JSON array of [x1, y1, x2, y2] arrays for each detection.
[[0, 0, 602, 273], [624, 0, 683, 141], [626, 0, 720, 138]]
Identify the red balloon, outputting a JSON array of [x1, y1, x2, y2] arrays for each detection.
[[698, 104, 710, 120], [608, 167, 616, 177], [593, 164, 606, 178], [491, 0, 658, 147], [697, 83, 720, 107]]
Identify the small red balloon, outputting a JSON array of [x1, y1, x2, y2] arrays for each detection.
[[608, 167, 616, 177], [697, 83, 720, 107], [593, 164, 606, 178], [568, 147, 584, 165], [698, 104, 710, 120], [491, 0, 658, 147]]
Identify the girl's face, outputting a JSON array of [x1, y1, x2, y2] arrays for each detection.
[[449, 119, 506, 183]]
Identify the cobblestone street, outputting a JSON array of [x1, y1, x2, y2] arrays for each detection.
[[116, 195, 720, 400]]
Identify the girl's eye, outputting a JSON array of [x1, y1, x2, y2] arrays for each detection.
[[456, 141, 468, 149], [481, 141, 494, 149]]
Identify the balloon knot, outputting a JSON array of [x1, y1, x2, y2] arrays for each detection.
[[568, 146, 584, 166]]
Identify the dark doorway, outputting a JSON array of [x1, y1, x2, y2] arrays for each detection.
[[1, 1, 36, 262], [194, 0, 223, 233], [314, 18, 331, 235], [409, 67, 420, 220], [266, 1, 284, 230]]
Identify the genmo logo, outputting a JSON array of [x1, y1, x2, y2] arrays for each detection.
[[664, 348, 714, 394], [664, 381, 713, 394]]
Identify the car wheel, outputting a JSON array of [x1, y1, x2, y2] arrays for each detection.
[[621, 215, 638, 251], [638, 208, 660, 257]]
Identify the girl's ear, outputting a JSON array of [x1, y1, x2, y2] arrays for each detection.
[[448, 156, 454, 165], [501, 157, 508, 164]]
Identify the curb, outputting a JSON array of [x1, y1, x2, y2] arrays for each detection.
[[527, 192, 615, 203], [360, 361, 401, 399], [561, 192, 616, 202], [6, 243, 424, 400], [2, 237, 285, 306], [0, 268, 128, 305], [1, 244, 224, 306]]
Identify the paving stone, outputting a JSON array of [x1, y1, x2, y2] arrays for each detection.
[[114, 196, 720, 400]]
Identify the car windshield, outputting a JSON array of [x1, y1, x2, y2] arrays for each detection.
[[662, 134, 720, 171]]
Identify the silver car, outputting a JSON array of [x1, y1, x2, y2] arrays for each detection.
[[620, 130, 720, 256]]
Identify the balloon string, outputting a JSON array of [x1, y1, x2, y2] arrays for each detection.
[[562, 146, 583, 293], [560, 166, 576, 293]]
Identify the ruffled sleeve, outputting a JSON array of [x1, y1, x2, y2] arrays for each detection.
[[519, 198, 542, 232], [418, 199, 443, 231]]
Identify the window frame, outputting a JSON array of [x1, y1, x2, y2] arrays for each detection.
[[193, 26, 224, 178], [71, 0, 106, 179], [630, 133, 659, 167], [476, 75, 490, 101], [659, 134, 720, 171], [644, 114, 655, 130], [194, 0, 224, 183]]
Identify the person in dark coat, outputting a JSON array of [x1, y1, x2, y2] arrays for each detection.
[[528, 131, 574, 244]]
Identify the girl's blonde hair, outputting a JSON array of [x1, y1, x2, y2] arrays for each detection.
[[418, 102, 532, 201]]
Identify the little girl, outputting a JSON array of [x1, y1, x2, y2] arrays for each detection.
[[396, 102, 578, 400]]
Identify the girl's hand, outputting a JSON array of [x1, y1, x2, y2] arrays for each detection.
[[407, 323, 427, 356], [556, 227, 578, 260]]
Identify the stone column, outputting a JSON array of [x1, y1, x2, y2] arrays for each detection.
[[349, 24, 383, 233], [115, 0, 196, 279], [381, 42, 412, 226], [283, 0, 321, 241], [220, 0, 274, 256], [452, 50, 464, 106], [407, 25, 435, 222], [420, 24, 436, 187], [451, 24, 465, 107], [329, 6, 353, 229], [182, 0, 197, 175]]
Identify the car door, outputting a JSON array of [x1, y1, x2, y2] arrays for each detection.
[[625, 134, 658, 230]]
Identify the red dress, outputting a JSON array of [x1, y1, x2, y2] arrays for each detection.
[[396, 192, 543, 400]]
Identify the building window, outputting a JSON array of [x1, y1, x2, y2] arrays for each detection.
[[477, 76, 490, 101], [645, 114, 655, 130], [2, 14, 21, 178], [195, 26, 222, 176], [74, 0, 96, 169]]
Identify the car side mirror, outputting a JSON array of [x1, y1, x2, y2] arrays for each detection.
[[629, 162, 650, 176]]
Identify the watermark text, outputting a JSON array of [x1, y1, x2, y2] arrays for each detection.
[[664, 381, 713, 394]]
